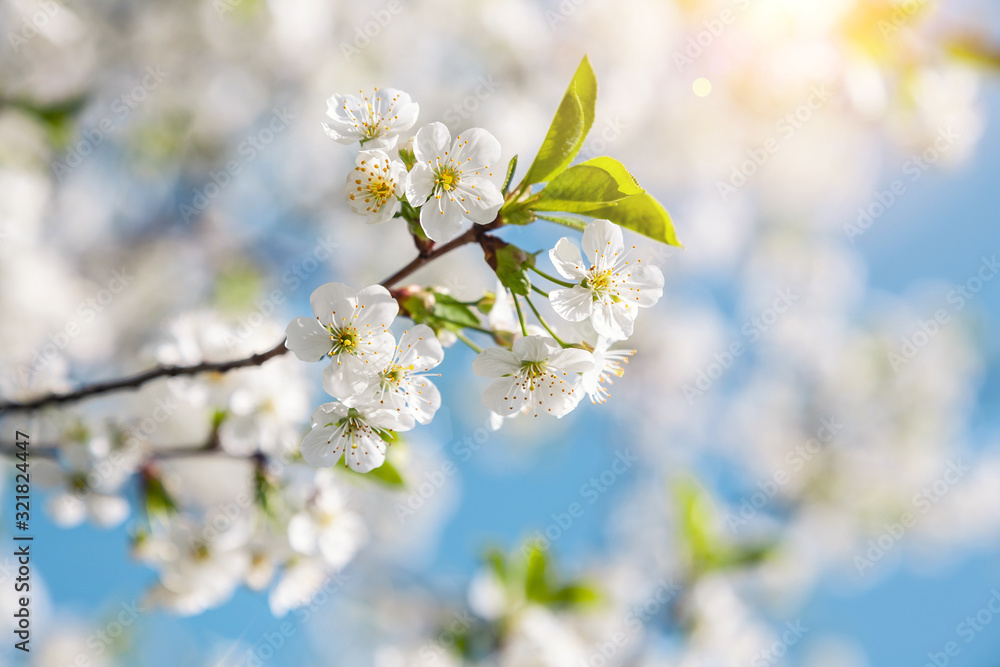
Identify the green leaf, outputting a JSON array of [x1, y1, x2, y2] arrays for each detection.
[[535, 213, 588, 232], [524, 546, 550, 602], [532, 157, 644, 212], [522, 56, 597, 186], [433, 292, 482, 330], [338, 452, 406, 487], [501, 154, 518, 195], [483, 239, 534, 296], [548, 583, 602, 607], [586, 192, 682, 247]]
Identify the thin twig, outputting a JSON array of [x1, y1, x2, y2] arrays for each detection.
[[0, 216, 502, 416]]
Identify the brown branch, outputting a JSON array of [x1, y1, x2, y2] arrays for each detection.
[[0, 217, 500, 416]]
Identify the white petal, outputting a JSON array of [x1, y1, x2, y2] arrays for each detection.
[[622, 264, 664, 308], [472, 347, 520, 377], [582, 219, 625, 271], [590, 300, 635, 340], [419, 196, 466, 242], [48, 493, 86, 527], [512, 335, 559, 362], [287, 513, 319, 554], [311, 401, 346, 428], [367, 407, 415, 432], [451, 128, 501, 168], [355, 285, 398, 329], [285, 317, 332, 361], [300, 425, 345, 468], [322, 355, 372, 400], [550, 348, 596, 374], [549, 238, 588, 281], [396, 325, 444, 371], [405, 377, 441, 425], [482, 377, 525, 415], [310, 282, 356, 325], [456, 177, 503, 224], [412, 122, 452, 163], [404, 162, 434, 207], [343, 431, 387, 473], [549, 286, 594, 323]]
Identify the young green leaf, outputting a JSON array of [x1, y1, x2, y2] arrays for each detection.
[[532, 157, 644, 212], [482, 238, 535, 296], [535, 213, 588, 232], [501, 154, 518, 195], [432, 292, 483, 330], [522, 56, 597, 186], [585, 192, 682, 247]]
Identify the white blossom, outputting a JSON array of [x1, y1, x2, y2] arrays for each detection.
[[473, 335, 594, 419], [404, 122, 504, 242], [344, 324, 444, 425], [345, 149, 407, 224], [300, 401, 413, 472], [582, 337, 635, 405], [548, 219, 664, 340], [323, 88, 418, 150], [285, 282, 398, 399]]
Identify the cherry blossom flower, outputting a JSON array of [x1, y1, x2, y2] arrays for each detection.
[[582, 337, 635, 404], [404, 122, 504, 242], [548, 219, 664, 340], [300, 401, 414, 472], [287, 477, 366, 568], [323, 88, 418, 150], [285, 282, 398, 399], [344, 324, 444, 425], [345, 149, 407, 224], [472, 335, 594, 419]]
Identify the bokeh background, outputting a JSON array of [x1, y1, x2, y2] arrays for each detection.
[[1, 0, 1000, 665]]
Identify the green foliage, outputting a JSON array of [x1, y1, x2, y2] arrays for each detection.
[[433, 293, 482, 329], [501, 154, 518, 195], [521, 57, 597, 186], [143, 473, 178, 522], [482, 238, 534, 296], [585, 192, 681, 247], [532, 156, 644, 212], [673, 478, 774, 577]]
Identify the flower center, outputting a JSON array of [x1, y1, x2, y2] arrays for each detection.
[[519, 360, 549, 390], [584, 268, 621, 302], [329, 326, 360, 355], [367, 178, 393, 203], [434, 166, 460, 191], [382, 363, 414, 387]]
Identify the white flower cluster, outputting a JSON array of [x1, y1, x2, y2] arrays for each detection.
[[286, 282, 443, 472], [325, 88, 504, 242]]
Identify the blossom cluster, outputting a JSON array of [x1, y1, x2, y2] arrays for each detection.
[[285, 88, 667, 473]]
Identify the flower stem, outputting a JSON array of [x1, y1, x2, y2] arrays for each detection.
[[524, 297, 569, 348], [512, 293, 529, 337], [455, 331, 483, 353], [530, 265, 576, 289], [530, 284, 550, 298]]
